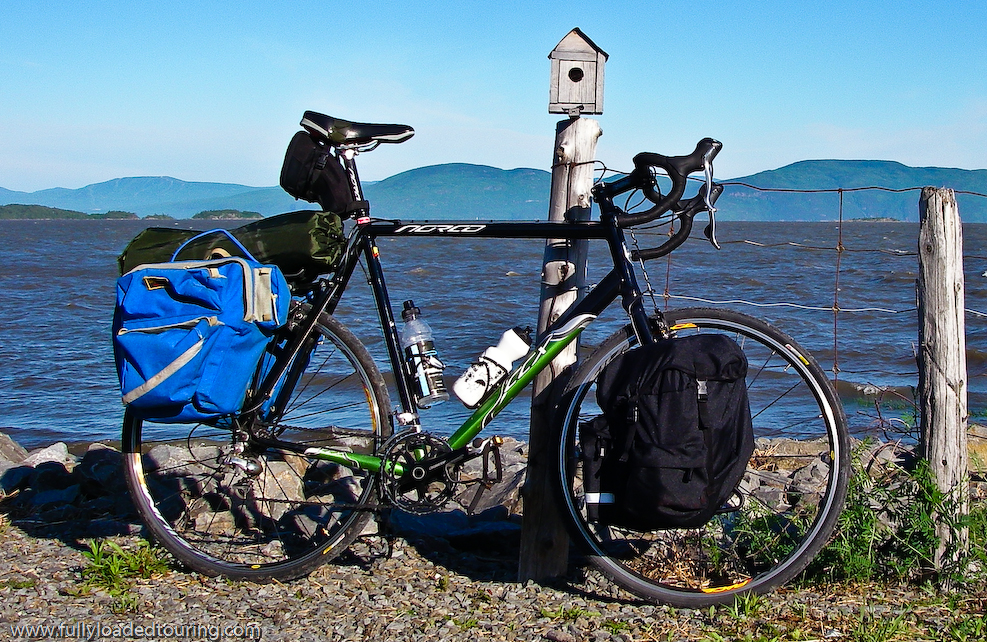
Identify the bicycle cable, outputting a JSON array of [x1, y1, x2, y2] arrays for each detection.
[[628, 227, 662, 315]]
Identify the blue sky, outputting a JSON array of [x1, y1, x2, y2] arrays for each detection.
[[2, 1, 986, 192]]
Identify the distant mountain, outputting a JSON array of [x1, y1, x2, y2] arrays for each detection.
[[0, 187, 24, 201], [2, 160, 986, 221], [718, 160, 987, 222], [0, 176, 306, 218], [363, 163, 550, 220]]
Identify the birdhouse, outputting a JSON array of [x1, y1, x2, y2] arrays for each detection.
[[548, 28, 608, 116]]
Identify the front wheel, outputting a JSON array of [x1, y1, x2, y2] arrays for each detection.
[[123, 313, 392, 581], [554, 308, 850, 607]]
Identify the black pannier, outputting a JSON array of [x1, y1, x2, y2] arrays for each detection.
[[280, 131, 358, 215], [117, 210, 345, 291], [580, 333, 755, 531]]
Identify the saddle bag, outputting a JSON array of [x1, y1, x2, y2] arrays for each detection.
[[580, 333, 755, 530], [280, 130, 361, 215], [113, 230, 291, 423]]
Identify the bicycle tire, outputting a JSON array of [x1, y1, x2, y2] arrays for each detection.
[[123, 312, 392, 581], [553, 307, 849, 607]]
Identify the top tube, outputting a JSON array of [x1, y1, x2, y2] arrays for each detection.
[[365, 219, 610, 240]]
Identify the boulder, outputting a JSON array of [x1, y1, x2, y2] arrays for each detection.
[[23, 442, 77, 470], [0, 432, 29, 464], [74, 443, 127, 496], [453, 437, 527, 515]]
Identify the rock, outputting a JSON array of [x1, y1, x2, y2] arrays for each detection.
[[389, 509, 472, 539], [452, 437, 527, 515], [74, 443, 126, 496], [545, 629, 578, 642], [29, 484, 80, 509], [1, 464, 32, 494], [792, 458, 830, 492], [23, 442, 77, 470], [0, 431, 29, 464], [256, 459, 305, 522], [454, 464, 525, 515], [29, 461, 76, 492]]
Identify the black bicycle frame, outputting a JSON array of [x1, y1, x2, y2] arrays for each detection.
[[245, 151, 660, 427]]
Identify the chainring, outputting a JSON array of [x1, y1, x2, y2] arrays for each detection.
[[378, 430, 459, 514]]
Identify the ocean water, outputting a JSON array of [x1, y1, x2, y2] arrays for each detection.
[[3, 218, 986, 449]]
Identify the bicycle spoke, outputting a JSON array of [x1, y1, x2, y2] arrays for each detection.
[[555, 308, 849, 607], [124, 312, 392, 580]]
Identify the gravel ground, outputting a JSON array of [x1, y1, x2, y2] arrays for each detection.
[[1, 512, 985, 642], [2, 433, 985, 641]]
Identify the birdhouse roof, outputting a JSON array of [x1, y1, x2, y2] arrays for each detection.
[[549, 28, 609, 60]]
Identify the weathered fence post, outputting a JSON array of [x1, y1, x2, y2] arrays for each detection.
[[917, 186, 969, 579], [519, 116, 601, 582], [519, 29, 606, 582]]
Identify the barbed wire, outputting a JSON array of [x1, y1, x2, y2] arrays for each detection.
[[625, 182, 987, 393], [720, 182, 987, 199]]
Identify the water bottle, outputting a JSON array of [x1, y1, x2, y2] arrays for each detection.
[[400, 300, 449, 408], [453, 326, 532, 408]]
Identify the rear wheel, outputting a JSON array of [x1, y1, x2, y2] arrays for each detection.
[[554, 308, 849, 607], [123, 313, 391, 581]]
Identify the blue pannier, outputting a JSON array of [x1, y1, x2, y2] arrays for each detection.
[[113, 231, 291, 423]]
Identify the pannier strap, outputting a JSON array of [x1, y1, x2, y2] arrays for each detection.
[[697, 379, 711, 430], [301, 111, 415, 146], [171, 229, 259, 263]]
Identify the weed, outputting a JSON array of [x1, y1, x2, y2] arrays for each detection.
[[1, 577, 37, 589], [80, 539, 171, 612], [945, 613, 987, 641], [789, 602, 808, 620], [726, 592, 765, 620], [82, 539, 170, 588], [471, 588, 493, 603], [435, 573, 449, 591], [848, 607, 908, 642], [602, 619, 629, 634], [804, 446, 982, 587], [539, 605, 598, 622], [110, 591, 142, 615], [452, 617, 478, 630], [965, 501, 987, 571]]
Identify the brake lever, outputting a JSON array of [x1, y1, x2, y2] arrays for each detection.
[[701, 155, 721, 250]]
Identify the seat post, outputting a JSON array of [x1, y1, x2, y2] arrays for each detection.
[[338, 149, 370, 222], [338, 149, 365, 201]]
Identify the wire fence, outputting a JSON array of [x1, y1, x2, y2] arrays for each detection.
[[627, 181, 987, 439]]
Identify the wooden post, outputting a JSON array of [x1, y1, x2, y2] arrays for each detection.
[[917, 186, 969, 579], [518, 116, 601, 582]]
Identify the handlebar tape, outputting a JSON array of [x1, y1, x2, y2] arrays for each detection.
[[615, 138, 722, 228], [629, 182, 724, 262]]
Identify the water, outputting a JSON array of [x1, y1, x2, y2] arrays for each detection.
[[3, 218, 986, 449]]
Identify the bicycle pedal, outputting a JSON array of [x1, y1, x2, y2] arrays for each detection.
[[465, 437, 505, 515]]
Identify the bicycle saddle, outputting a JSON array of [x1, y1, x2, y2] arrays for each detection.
[[301, 111, 415, 146]]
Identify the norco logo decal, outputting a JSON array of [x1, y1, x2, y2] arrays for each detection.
[[394, 224, 488, 234]]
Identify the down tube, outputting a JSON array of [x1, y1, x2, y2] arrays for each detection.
[[447, 313, 596, 450]]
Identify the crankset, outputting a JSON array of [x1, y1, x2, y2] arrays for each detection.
[[377, 430, 468, 514]]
